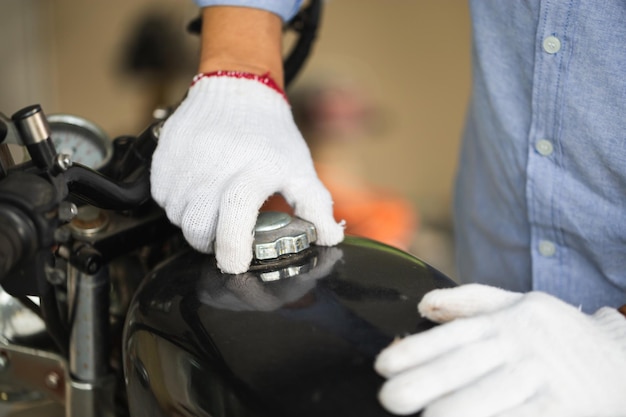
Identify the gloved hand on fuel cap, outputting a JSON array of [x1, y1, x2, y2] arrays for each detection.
[[374, 284, 626, 417], [150, 72, 344, 274]]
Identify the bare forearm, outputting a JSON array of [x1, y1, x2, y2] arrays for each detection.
[[198, 6, 284, 88]]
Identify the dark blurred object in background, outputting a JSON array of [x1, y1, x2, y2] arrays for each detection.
[[119, 9, 197, 120]]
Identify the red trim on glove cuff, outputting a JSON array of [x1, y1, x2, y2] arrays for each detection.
[[192, 71, 288, 102]]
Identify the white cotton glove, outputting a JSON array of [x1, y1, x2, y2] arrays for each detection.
[[151, 73, 344, 274], [374, 284, 626, 417]]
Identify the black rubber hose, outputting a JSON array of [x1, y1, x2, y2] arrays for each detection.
[[284, 0, 322, 87]]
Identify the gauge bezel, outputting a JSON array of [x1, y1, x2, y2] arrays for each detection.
[[48, 113, 113, 170]]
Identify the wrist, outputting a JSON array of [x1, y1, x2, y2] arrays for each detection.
[[192, 71, 288, 102], [198, 6, 284, 88], [198, 59, 283, 82], [619, 305, 626, 318]]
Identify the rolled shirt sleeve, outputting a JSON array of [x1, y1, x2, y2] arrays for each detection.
[[193, 0, 303, 22]]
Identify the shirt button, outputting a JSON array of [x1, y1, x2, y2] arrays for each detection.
[[538, 240, 556, 257], [536, 139, 554, 156], [543, 36, 561, 54]]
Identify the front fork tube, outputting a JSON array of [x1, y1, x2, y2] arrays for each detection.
[[66, 266, 115, 417]]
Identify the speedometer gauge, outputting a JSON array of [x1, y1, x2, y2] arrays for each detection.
[[48, 114, 113, 170]]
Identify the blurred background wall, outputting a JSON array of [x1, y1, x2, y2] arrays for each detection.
[[0, 0, 471, 275]]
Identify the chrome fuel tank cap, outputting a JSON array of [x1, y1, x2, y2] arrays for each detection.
[[252, 211, 317, 261]]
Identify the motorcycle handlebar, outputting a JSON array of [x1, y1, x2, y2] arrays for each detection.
[[65, 121, 159, 210], [0, 118, 159, 283], [65, 164, 151, 210]]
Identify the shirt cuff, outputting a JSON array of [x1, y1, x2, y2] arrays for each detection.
[[193, 0, 303, 22]]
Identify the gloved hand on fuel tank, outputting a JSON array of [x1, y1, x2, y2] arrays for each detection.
[[151, 72, 344, 274], [374, 284, 626, 416], [149, 6, 343, 274]]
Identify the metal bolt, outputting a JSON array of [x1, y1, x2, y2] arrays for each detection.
[[58, 202, 78, 222], [55, 153, 72, 171], [151, 121, 163, 139]]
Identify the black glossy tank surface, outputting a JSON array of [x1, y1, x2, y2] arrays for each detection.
[[123, 236, 456, 417]]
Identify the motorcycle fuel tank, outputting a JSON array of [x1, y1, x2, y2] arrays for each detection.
[[123, 212, 455, 417]]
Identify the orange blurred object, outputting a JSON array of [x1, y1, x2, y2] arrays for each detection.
[[262, 163, 418, 251]]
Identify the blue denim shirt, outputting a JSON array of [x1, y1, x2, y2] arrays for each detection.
[[193, 0, 302, 22], [456, 0, 626, 312]]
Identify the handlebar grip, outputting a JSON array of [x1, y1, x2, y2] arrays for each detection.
[[0, 204, 37, 281]]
